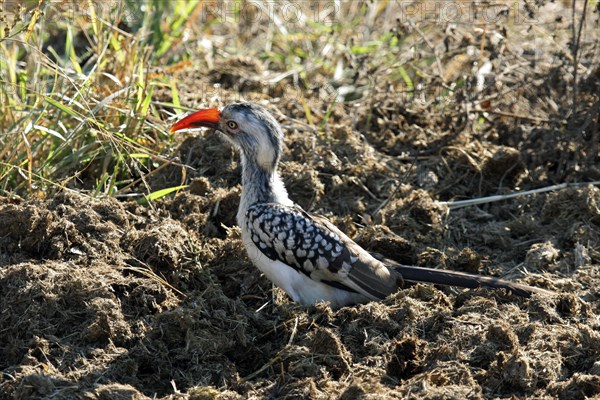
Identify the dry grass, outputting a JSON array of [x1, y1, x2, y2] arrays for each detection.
[[2, 0, 595, 201]]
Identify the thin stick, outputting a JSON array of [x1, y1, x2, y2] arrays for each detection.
[[238, 316, 299, 383], [571, 0, 589, 118], [407, 21, 445, 83], [473, 108, 562, 124], [123, 264, 186, 298], [439, 181, 600, 210]]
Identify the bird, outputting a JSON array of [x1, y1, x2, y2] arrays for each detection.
[[170, 102, 552, 308]]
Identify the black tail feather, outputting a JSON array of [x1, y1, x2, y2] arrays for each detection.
[[367, 251, 553, 297], [388, 263, 552, 297]]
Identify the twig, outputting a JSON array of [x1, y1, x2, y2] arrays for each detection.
[[473, 108, 563, 124], [123, 263, 186, 298], [407, 21, 445, 83], [439, 181, 600, 210], [571, 0, 590, 118], [255, 299, 272, 313], [238, 316, 299, 383]]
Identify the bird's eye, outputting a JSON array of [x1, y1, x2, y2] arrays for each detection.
[[227, 121, 238, 130]]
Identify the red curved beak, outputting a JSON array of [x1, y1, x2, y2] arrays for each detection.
[[170, 108, 220, 133]]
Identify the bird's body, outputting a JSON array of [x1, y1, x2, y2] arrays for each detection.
[[171, 102, 552, 308], [242, 202, 388, 306]]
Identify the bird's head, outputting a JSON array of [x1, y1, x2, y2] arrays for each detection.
[[170, 102, 284, 171]]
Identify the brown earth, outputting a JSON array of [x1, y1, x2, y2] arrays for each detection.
[[1, 91, 599, 398], [2, 3, 600, 399]]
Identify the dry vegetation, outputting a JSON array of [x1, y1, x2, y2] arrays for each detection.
[[1, 1, 599, 399]]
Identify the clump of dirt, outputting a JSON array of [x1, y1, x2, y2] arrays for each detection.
[[0, 192, 135, 263], [378, 186, 447, 242], [123, 218, 192, 270]]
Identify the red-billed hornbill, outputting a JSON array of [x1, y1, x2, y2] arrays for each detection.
[[171, 102, 552, 308]]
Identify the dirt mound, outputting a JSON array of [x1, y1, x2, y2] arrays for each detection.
[[2, 66, 600, 398], [1, 160, 599, 400]]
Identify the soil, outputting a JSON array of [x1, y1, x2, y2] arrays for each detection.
[[2, 3, 600, 400]]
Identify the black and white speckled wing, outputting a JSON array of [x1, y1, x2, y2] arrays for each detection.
[[245, 203, 398, 299]]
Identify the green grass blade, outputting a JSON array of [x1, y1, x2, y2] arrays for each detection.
[[397, 66, 414, 92], [45, 97, 84, 122], [142, 185, 188, 204], [34, 124, 66, 141]]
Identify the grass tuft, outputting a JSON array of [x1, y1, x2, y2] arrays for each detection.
[[0, 0, 596, 200], [0, 1, 193, 198]]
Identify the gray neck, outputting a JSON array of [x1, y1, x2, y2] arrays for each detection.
[[237, 153, 292, 224], [240, 155, 277, 204]]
